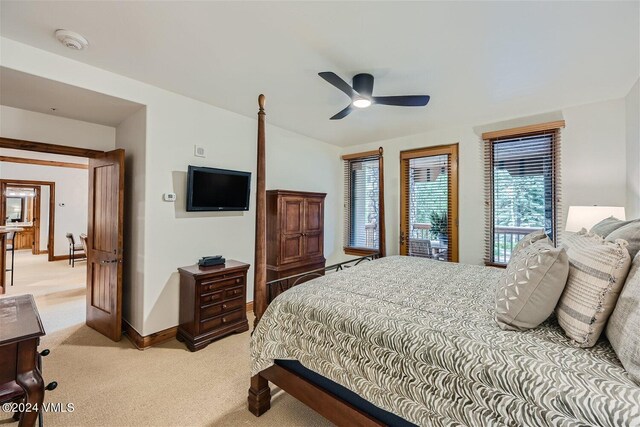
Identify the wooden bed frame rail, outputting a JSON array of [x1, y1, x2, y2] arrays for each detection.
[[266, 254, 378, 303], [249, 366, 383, 426]]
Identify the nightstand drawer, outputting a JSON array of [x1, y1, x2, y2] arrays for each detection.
[[200, 297, 244, 319], [199, 308, 243, 333], [200, 289, 224, 305], [200, 275, 244, 294], [224, 285, 244, 300]]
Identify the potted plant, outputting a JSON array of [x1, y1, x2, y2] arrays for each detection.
[[429, 210, 448, 245]]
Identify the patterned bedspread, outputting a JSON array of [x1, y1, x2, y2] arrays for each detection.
[[250, 256, 640, 426]]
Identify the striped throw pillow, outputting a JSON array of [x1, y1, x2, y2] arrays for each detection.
[[557, 229, 631, 347], [606, 252, 640, 385]]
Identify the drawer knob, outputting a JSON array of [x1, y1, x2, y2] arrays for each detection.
[[222, 317, 228, 323], [236, 278, 240, 283], [234, 290, 240, 295], [222, 304, 227, 309]]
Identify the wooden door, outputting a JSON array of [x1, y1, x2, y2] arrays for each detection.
[[86, 149, 125, 341], [32, 187, 41, 255], [279, 196, 304, 265], [303, 197, 324, 258], [400, 144, 459, 262]]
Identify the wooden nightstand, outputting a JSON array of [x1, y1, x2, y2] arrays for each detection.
[[177, 260, 250, 351]]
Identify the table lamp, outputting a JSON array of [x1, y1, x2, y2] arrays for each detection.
[[565, 206, 626, 232]]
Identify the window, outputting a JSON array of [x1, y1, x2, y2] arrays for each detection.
[[483, 121, 564, 266], [343, 148, 385, 256]]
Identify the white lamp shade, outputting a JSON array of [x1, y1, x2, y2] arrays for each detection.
[[565, 206, 626, 232]]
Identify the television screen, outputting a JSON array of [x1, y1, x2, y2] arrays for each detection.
[[186, 166, 251, 211]]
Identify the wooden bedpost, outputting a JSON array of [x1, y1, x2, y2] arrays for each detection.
[[248, 95, 272, 418], [378, 147, 386, 257], [248, 373, 271, 416], [253, 94, 267, 327]]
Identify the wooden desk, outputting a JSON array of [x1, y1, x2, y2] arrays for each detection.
[[0, 295, 45, 427]]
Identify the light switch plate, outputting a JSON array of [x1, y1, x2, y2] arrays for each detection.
[[163, 193, 176, 202], [194, 145, 206, 158]]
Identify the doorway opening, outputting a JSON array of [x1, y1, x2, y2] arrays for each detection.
[[0, 139, 125, 341], [400, 144, 459, 262]]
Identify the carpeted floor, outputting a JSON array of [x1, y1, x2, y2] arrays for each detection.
[[5, 250, 85, 297], [32, 324, 330, 426], [0, 288, 332, 426]]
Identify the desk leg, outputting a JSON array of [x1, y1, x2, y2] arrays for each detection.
[[16, 341, 44, 427]]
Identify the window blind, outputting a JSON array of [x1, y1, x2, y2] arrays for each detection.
[[483, 124, 563, 265], [343, 150, 383, 253]]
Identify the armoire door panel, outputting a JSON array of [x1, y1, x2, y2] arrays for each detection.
[[304, 233, 323, 258], [281, 234, 304, 264], [304, 198, 324, 233], [281, 198, 304, 235]]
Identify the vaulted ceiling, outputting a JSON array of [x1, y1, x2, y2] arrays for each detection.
[[1, 1, 638, 146]]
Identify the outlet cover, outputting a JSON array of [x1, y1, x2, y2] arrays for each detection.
[[194, 145, 206, 158]]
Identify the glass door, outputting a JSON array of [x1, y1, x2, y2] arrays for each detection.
[[400, 144, 459, 262]]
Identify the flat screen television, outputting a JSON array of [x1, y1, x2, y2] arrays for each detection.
[[186, 166, 251, 212]]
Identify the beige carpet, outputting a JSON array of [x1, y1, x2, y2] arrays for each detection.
[[5, 250, 85, 297], [0, 289, 332, 427]]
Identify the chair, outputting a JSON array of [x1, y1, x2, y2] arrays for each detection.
[[6, 231, 15, 286], [409, 238, 433, 258], [65, 233, 85, 268]]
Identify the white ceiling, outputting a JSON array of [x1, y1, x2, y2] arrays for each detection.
[[0, 66, 142, 127], [0, 1, 638, 146]]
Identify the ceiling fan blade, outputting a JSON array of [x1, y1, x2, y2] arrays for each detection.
[[373, 95, 430, 107], [330, 105, 353, 120], [319, 72, 358, 98]]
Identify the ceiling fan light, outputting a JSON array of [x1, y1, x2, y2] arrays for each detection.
[[352, 98, 372, 108]]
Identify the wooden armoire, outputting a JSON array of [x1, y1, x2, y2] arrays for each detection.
[[266, 190, 326, 301]]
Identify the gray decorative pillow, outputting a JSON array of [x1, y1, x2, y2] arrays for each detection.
[[557, 229, 631, 347], [511, 229, 549, 257], [606, 252, 640, 385], [495, 240, 569, 331], [590, 216, 639, 237], [606, 221, 640, 260]]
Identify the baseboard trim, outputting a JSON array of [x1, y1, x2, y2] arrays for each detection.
[[51, 254, 86, 262], [123, 302, 254, 351], [122, 320, 178, 351]]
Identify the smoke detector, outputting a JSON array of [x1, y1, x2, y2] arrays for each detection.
[[55, 29, 88, 50]]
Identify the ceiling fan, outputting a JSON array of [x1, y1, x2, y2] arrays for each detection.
[[318, 72, 430, 120]]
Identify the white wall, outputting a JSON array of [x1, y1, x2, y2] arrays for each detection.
[[0, 37, 343, 335], [115, 107, 146, 330], [562, 99, 627, 213], [0, 150, 89, 256], [0, 105, 115, 151], [0, 104, 114, 257], [626, 79, 640, 219], [341, 98, 628, 265]]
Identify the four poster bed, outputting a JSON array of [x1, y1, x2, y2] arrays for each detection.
[[247, 96, 640, 426]]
